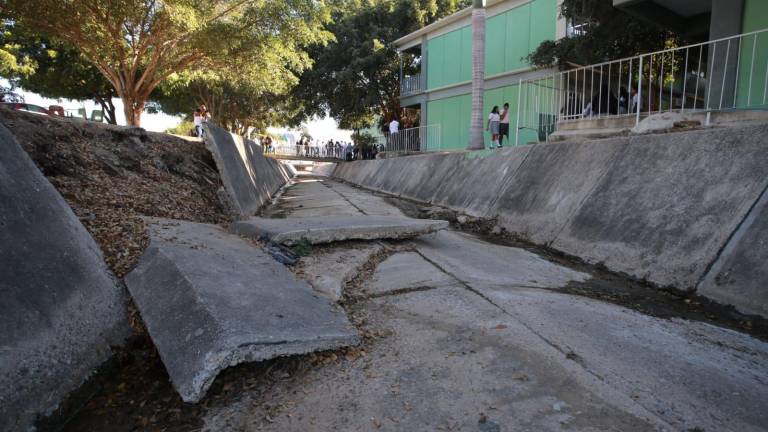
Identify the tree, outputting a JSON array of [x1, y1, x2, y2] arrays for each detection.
[[3, 0, 331, 126], [467, 0, 485, 150], [290, 0, 470, 131], [154, 69, 299, 136], [0, 23, 119, 123], [528, 0, 681, 69]]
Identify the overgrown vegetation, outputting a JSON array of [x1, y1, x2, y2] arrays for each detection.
[[528, 0, 684, 69]]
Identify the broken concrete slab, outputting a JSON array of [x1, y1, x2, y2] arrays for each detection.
[[297, 243, 384, 301], [0, 124, 129, 431], [230, 216, 448, 246], [125, 218, 358, 403], [365, 252, 459, 297]]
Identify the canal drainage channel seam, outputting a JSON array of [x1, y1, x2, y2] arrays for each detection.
[[321, 181, 368, 215], [411, 247, 676, 430]]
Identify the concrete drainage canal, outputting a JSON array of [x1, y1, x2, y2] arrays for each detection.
[[3, 112, 768, 432]]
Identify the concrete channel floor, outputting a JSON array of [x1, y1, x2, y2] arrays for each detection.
[[202, 177, 768, 432]]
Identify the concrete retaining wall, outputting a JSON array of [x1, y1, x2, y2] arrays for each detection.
[[0, 125, 129, 431], [333, 125, 768, 318], [203, 124, 293, 217]]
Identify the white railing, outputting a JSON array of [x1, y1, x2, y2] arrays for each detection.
[[515, 28, 768, 145], [401, 74, 423, 96], [264, 142, 346, 160], [382, 124, 441, 153]]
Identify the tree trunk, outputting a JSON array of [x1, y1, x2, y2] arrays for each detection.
[[468, 0, 486, 150], [122, 95, 145, 127], [96, 96, 117, 125]]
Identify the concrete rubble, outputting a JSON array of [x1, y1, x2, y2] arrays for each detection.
[[230, 215, 448, 245], [125, 218, 359, 403], [297, 243, 384, 301]]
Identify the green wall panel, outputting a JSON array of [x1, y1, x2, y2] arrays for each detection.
[[485, 14, 508, 76], [425, 0, 557, 88], [427, 94, 471, 150], [529, 0, 557, 56], [736, 0, 768, 107], [504, 4, 532, 72], [426, 83, 552, 151], [460, 26, 473, 83]]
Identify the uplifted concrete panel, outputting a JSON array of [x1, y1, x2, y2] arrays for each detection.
[[231, 216, 448, 245], [0, 125, 128, 431], [366, 252, 459, 296], [125, 218, 358, 403]]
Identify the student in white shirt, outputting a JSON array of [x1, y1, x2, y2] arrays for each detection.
[[486, 106, 500, 150], [389, 118, 399, 134]]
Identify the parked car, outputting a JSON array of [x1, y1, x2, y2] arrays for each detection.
[[0, 102, 50, 115]]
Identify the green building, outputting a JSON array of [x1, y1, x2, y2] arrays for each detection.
[[395, 0, 768, 151], [395, 0, 563, 150]]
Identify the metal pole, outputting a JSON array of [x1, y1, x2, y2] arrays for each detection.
[[669, 50, 674, 110], [682, 48, 689, 112], [515, 78, 522, 146], [648, 54, 653, 114], [694, 46, 703, 110], [719, 39, 731, 110], [732, 37, 741, 108], [636, 55, 643, 126], [707, 42, 717, 110], [748, 33, 757, 106]]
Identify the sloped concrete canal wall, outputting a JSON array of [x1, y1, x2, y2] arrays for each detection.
[[203, 124, 293, 217], [333, 125, 768, 318], [0, 125, 129, 431]]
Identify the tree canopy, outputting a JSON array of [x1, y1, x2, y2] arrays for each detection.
[[0, 23, 119, 123], [2, 0, 332, 126], [290, 0, 470, 131], [528, 0, 682, 69]]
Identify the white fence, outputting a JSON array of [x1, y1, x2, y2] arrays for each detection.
[[382, 124, 441, 153], [515, 28, 768, 145], [265, 143, 346, 160], [401, 74, 423, 96]]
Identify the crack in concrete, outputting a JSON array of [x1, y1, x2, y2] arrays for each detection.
[[349, 285, 442, 301], [320, 181, 368, 215], [410, 246, 675, 430]]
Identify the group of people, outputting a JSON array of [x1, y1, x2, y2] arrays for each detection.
[[294, 137, 379, 161], [563, 85, 641, 119], [192, 104, 211, 138]]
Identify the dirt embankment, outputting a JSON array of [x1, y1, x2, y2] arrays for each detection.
[[0, 108, 230, 279]]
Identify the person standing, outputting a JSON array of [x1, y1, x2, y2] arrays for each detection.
[[486, 106, 500, 150], [193, 109, 203, 138], [498, 102, 510, 148], [389, 117, 399, 134]]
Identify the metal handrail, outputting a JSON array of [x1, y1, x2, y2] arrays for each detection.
[[514, 27, 768, 145]]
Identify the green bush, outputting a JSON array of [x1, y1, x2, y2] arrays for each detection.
[[166, 120, 195, 136]]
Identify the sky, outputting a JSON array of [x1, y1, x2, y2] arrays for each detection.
[[3, 80, 352, 141]]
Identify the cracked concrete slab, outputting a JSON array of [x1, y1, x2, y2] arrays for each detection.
[[297, 243, 384, 301], [412, 230, 590, 289], [125, 218, 359, 402], [202, 285, 667, 431], [365, 251, 460, 297], [478, 286, 768, 431], [230, 216, 448, 246]]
